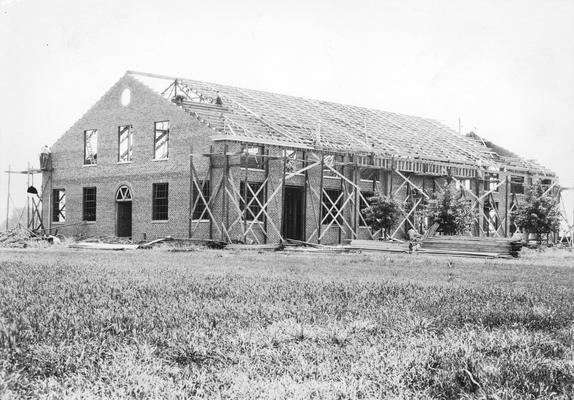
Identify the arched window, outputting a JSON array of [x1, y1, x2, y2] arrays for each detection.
[[116, 185, 132, 202]]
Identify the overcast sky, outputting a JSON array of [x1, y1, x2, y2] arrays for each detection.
[[1, 0, 573, 225]]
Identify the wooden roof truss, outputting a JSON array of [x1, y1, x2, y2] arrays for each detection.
[[129, 71, 531, 175]]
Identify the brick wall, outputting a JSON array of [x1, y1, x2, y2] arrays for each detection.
[[42, 74, 214, 240], [41, 73, 555, 243]]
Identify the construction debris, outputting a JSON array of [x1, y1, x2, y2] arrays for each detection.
[[138, 237, 227, 250], [137, 236, 174, 249], [0, 228, 33, 248], [0, 227, 521, 258], [0, 228, 57, 248]]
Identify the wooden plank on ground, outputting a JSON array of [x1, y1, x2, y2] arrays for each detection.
[[69, 243, 139, 250]]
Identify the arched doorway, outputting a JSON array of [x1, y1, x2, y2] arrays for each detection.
[[116, 185, 133, 237]]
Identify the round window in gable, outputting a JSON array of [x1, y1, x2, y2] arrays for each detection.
[[120, 88, 131, 106]]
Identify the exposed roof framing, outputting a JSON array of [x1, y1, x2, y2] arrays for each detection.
[[128, 70, 550, 174], [465, 132, 555, 176]]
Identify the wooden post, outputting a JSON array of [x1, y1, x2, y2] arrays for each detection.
[[475, 175, 481, 237], [31, 165, 35, 230], [263, 147, 270, 244], [280, 148, 287, 241], [27, 162, 30, 229], [243, 148, 248, 243], [48, 170, 52, 233], [389, 160, 394, 196], [338, 155, 343, 244], [209, 145, 214, 240], [504, 175, 509, 237], [317, 152, 324, 244], [302, 151, 308, 242], [188, 144, 193, 238], [5, 165, 10, 232], [406, 179, 411, 235], [353, 155, 358, 240], [223, 144, 229, 242]]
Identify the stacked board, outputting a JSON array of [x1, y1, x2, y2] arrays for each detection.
[[420, 236, 523, 258], [349, 240, 409, 253]]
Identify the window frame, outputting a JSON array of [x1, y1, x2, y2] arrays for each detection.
[[484, 173, 499, 192], [153, 121, 169, 160], [192, 180, 211, 221], [359, 155, 375, 181], [358, 191, 374, 227], [510, 175, 525, 194], [52, 188, 66, 223], [322, 188, 343, 225], [283, 149, 304, 174], [82, 187, 97, 222], [455, 179, 471, 191], [152, 182, 169, 221], [83, 129, 98, 165], [240, 181, 265, 222], [118, 125, 134, 163], [323, 154, 344, 178], [243, 145, 265, 170]]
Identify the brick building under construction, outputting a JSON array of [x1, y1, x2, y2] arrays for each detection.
[[40, 71, 557, 244]]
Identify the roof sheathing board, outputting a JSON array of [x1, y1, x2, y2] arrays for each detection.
[[128, 71, 505, 168]]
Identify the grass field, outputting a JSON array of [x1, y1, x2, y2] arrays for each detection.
[[1, 247, 573, 399]]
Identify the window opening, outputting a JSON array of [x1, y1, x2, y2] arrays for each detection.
[[118, 125, 133, 162], [152, 183, 169, 220], [510, 176, 525, 194], [359, 191, 374, 226], [243, 145, 264, 169], [322, 189, 343, 224], [84, 129, 98, 165], [52, 189, 66, 222], [154, 121, 169, 160], [484, 173, 499, 192], [192, 181, 210, 220], [82, 187, 97, 221], [116, 185, 132, 202], [323, 154, 344, 177], [240, 182, 264, 221], [283, 149, 304, 174]]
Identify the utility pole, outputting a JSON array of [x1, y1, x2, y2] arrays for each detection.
[[5, 165, 10, 232], [27, 162, 30, 229]]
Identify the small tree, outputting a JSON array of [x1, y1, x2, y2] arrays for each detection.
[[425, 187, 475, 235], [511, 180, 560, 244], [361, 195, 402, 239]]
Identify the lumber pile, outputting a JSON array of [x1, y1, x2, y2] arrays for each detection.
[[349, 239, 409, 253], [282, 246, 354, 254], [420, 236, 523, 258], [83, 235, 134, 244]]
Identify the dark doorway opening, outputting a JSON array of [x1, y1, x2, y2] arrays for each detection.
[[117, 201, 132, 237], [282, 186, 305, 241]]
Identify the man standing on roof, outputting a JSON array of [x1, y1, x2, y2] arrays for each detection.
[[215, 91, 223, 106]]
